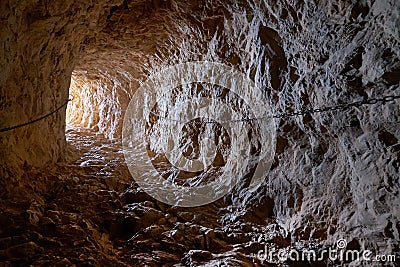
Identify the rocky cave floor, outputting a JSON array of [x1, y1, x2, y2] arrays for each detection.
[[1, 126, 330, 267]]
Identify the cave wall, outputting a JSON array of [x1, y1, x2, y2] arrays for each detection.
[[66, 0, 400, 253], [0, 0, 124, 181], [1, 0, 399, 255]]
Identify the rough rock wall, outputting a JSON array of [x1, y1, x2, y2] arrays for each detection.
[[264, 0, 400, 254], [2, 0, 399, 258], [68, 0, 400, 254], [264, 0, 399, 253], [0, 0, 124, 182]]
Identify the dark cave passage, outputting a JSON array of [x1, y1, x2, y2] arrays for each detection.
[[1, 0, 400, 266]]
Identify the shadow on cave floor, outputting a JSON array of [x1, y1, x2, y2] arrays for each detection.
[[0, 126, 322, 266]]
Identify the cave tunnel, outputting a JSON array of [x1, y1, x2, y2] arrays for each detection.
[[1, 0, 400, 266]]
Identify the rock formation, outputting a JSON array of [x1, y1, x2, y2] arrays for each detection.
[[1, 0, 399, 265]]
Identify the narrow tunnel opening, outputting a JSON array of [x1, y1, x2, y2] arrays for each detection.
[[2, 0, 399, 265], [63, 68, 133, 191], [66, 74, 92, 130], [66, 70, 129, 138]]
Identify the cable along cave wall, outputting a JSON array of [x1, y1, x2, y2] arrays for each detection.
[[1, 0, 400, 259]]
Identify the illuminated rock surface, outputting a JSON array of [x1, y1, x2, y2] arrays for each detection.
[[1, 0, 399, 265]]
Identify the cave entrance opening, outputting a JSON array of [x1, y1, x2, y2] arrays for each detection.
[[65, 68, 133, 140], [66, 73, 100, 131], [64, 70, 132, 192]]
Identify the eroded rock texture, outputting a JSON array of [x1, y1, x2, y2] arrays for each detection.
[[1, 0, 399, 266]]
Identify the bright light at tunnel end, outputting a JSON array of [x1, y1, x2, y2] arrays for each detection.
[[122, 61, 276, 207]]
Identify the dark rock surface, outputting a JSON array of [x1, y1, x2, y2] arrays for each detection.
[[1, 0, 400, 266], [0, 128, 288, 266]]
